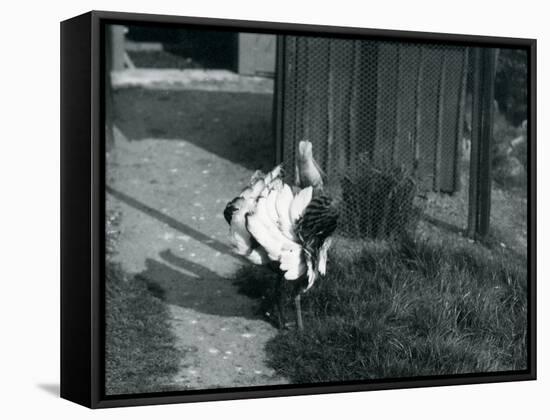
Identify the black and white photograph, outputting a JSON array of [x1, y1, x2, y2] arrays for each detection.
[[102, 18, 532, 397], [4, 0, 550, 416]]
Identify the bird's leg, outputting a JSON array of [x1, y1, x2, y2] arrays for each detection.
[[294, 292, 304, 331], [275, 274, 287, 329]]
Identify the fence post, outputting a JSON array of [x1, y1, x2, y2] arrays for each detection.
[[110, 25, 126, 71], [105, 26, 114, 152], [273, 35, 285, 165], [467, 48, 497, 238]]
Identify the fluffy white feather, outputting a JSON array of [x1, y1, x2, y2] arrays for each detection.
[[275, 184, 295, 240], [265, 188, 280, 226], [305, 257, 316, 291], [246, 201, 299, 261], [280, 247, 305, 280], [227, 164, 284, 258], [246, 247, 270, 265], [317, 237, 332, 276], [264, 164, 283, 185]]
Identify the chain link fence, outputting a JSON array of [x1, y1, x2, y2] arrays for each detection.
[[108, 24, 528, 249], [278, 36, 522, 241]]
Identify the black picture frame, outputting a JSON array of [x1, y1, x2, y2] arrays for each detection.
[[60, 10, 537, 409]]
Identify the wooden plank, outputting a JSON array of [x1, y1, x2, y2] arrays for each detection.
[[467, 48, 496, 238], [302, 38, 311, 142], [434, 54, 447, 192], [347, 41, 362, 171], [392, 45, 402, 167], [468, 48, 482, 237], [305, 37, 329, 170], [395, 45, 418, 172], [375, 43, 399, 168], [110, 25, 126, 71], [282, 36, 298, 172], [105, 24, 114, 151], [412, 46, 424, 178], [453, 48, 469, 192], [326, 40, 335, 175], [273, 35, 285, 165], [294, 37, 308, 143], [417, 47, 441, 189], [355, 42, 378, 158], [439, 48, 467, 193], [330, 38, 354, 174], [477, 49, 497, 236]]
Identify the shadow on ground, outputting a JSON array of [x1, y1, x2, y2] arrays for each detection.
[[113, 89, 275, 171], [107, 187, 263, 319], [107, 185, 244, 262], [136, 249, 263, 320]]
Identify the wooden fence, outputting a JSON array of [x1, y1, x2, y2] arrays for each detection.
[[276, 36, 469, 193]]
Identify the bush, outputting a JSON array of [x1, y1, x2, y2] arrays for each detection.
[[495, 49, 528, 127], [491, 110, 527, 190], [340, 160, 420, 239]]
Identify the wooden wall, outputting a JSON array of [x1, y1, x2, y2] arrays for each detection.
[[278, 37, 469, 193]]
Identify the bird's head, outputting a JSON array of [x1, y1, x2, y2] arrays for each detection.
[[296, 140, 324, 191], [298, 140, 313, 162], [223, 197, 244, 225]]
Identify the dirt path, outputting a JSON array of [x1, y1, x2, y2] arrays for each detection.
[[107, 127, 287, 390]]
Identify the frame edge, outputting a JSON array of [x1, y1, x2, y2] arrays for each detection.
[[60, 11, 94, 408]]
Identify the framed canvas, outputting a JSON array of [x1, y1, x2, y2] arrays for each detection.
[[60, 10, 536, 408]]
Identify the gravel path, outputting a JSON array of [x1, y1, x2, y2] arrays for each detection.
[[107, 124, 287, 390]]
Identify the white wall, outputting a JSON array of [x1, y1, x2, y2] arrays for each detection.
[[1, 0, 546, 418]]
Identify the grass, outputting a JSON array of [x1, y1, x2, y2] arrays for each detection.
[[340, 162, 420, 239], [236, 235, 527, 384], [105, 262, 183, 395]]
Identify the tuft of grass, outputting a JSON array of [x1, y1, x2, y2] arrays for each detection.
[[105, 262, 183, 395], [340, 162, 420, 239], [238, 236, 527, 384]]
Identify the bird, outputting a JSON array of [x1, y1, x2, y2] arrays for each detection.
[[224, 140, 338, 330]]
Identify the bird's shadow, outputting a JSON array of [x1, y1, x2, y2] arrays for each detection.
[[112, 88, 275, 171], [136, 249, 266, 320], [106, 186, 300, 324]]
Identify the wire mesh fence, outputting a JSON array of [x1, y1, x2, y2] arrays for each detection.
[[107, 24, 528, 249], [278, 36, 477, 239]]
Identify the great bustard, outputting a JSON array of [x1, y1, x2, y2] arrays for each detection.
[[224, 140, 338, 330]]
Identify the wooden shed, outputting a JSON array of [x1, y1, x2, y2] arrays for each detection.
[[275, 36, 469, 193]]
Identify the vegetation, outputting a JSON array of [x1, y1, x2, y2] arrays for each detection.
[[105, 262, 183, 395], [492, 110, 528, 190], [105, 210, 181, 395], [340, 162, 420, 239], [495, 49, 528, 127], [492, 49, 528, 190], [236, 235, 527, 384]]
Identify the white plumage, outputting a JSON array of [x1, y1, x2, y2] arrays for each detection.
[[224, 141, 338, 329]]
